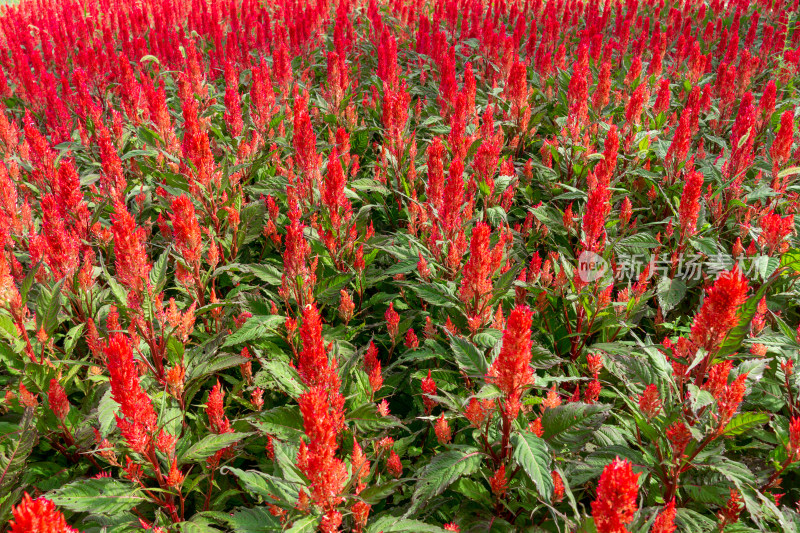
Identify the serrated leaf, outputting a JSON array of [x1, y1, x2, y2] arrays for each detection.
[[450, 335, 488, 377], [657, 277, 686, 313], [48, 478, 145, 514], [224, 315, 284, 347], [541, 403, 610, 448], [181, 432, 251, 463], [97, 388, 120, 438], [285, 515, 321, 532], [0, 408, 37, 494], [367, 516, 448, 533], [409, 448, 482, 513], [511, 431, 553, 498], [222, 467, 300, 503], [253, 406, 304, 440], [225, 507, 282, 532], [721, 412, 769, 436]]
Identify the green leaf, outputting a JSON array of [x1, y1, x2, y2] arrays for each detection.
[[0, 408, 37, 494], [150, 247, 170, 292], [48, 478, 145, 514], [618, 233, 660, 249], [285, 515, 321, 532], [777, 166, 800, 178], [367, 516, 449, 533], [657, 277, 687, 314], [252, 406, 305, 440], [97, 388, 120, 438], [225, 507, 282, 532], [223, 467, 299, 503], [510, 431, 553, 499], [409, 448, 482, 513], [450, 334, 488, 377], [403, 282, 458, 308], [541, 403, 610, 449], [224, 315, 284, 347], [181, 432, 251, 464], [721, 412, 769, 436]]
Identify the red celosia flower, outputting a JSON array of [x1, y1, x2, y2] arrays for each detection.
[[48, 379, 69, 421], [666, 421, 692, 458], [552, 470, 565, 502], [591, 457, 640, 533], [716, 373, 748, 433], [529, 417, 544, 437], [111, 202, 151, 292], [542, 386, 562, 410], [338, 290, 355, 324], [584, 380, 601, 404], [638, 384, 662, 419], [105, 333, 157, 454], [206, 380, 233, 435], [678, 170, 703, 242], [368, 359, 383, 394], [223, 60, 243, 138], [459, 223, 503, 327], [758, 209, 794, 256], [651, 500, 677, 533], [587, 353, 603, 377], [170, 195, 203, 265], [434, 414, 452, 445], [292, 96, 321, 199], [404, 328, 419, 349], [421, 370, 437, 414], [582, 174, 611, 253], [385, 302, 400, 342], [167, 457, 185, 488], [443, 523, 460, 532], [297, 385, 348, 530], [486, 306, 534, 417], [771, 110, 795, 168], [297, 303, 335, 389], [489, 464, 508, 497], [703, 360, 733, 398], [690, 267, 749, 353], [567, 45, 589, 136], [417, 253, 431, 281], [9, 493, 77, 533], [364, 342, 380, 375], [387, 450, 402, 478], [718, 489, 742, 525], [784, 417, 800, 463]]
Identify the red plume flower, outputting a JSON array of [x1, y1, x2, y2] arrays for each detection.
[[591, 457, 640, 533], [385, 303, 400, 343], [489, 464, 508, 497], [690, 267, 749, 353], [170, 195, 202, 266], [111, 202, 151, 292], [678, 170, 703, 242], [651, 500, 677, 533], [434, 414, 452, 445], [48, 379, 69, 421], [206, 380, 233, 435], [9, 493, 77, 533], [421, 370, 437, 414], [105, 333, 158, 454], [638, 384, 662, 419], [486, 306, 534, 415]]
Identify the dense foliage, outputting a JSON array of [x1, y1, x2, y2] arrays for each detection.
[[1, 0, 800, 531]]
